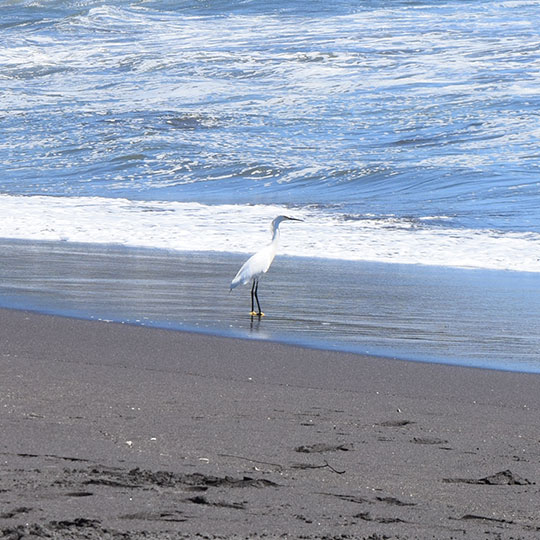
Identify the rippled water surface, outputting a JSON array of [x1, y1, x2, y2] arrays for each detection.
[[2, 0, 540, 234]]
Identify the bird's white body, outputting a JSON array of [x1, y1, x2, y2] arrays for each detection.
[[230, 215, 301, 315], [230, 226, 280, 289]]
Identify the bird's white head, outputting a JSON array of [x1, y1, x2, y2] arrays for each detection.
[[271, 215, 303, 230]]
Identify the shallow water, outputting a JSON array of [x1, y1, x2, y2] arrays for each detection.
[[2, 240, 539, 373]]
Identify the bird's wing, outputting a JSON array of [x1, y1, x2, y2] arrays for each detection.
[[230, 246, 274, 289]]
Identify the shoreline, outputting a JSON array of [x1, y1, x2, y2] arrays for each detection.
[[2, 301, 539, 376], [1, 307, 540, 539], [1, 239, 539, 373]]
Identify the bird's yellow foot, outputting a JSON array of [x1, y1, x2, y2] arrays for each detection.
[[249, 311, 258, 316], [249, 311, 265, 317]]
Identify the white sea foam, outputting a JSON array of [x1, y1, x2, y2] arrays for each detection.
[[1, 194, 538, 273]]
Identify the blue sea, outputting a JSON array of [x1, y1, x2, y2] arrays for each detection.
[[1, 0, 540, 370]]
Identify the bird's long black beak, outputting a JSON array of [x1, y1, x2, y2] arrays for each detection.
[[285, 216, 303, 221]]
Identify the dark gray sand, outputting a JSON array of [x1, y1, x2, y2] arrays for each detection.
[[1, 307, 539, 539]]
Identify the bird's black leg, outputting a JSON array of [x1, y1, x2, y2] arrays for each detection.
[[254, 280, 263, 316], [250, 281, 256, 315]]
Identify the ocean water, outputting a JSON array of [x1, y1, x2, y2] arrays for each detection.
[[1, 0, 540, 368]]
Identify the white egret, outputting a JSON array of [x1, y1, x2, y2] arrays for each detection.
[[230, 215, 302, 316]]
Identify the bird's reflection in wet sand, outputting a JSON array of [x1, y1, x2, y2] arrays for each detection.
[[250, 314, 262, 332]]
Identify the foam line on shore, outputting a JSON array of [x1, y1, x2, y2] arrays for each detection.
[[1, 194, 539, 271]]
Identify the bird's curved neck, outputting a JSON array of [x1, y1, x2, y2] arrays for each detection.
[[271, 225, 280, 243]]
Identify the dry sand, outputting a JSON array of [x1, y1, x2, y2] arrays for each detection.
[[1, 307, 539, 539]]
